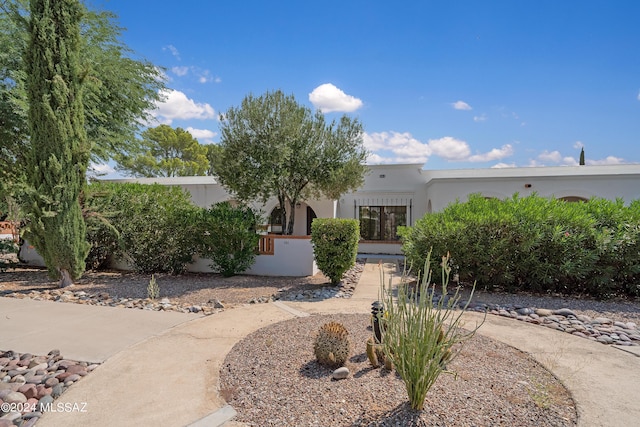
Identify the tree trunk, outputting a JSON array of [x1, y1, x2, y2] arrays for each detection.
[[59, 268, 74, 288], [286, 200, 296, 235]]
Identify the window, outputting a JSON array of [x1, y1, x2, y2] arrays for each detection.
[[359, 206, 406, 241]]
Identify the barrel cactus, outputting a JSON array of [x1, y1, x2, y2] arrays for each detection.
[[313, 321, 351, 368]]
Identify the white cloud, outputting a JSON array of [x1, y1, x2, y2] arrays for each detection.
[[473, 114, 487, 122], [365, 132, 515, 165], [363, 131, 431, 164], [153, 89, 215, 124], [163, 44, 181, 60], [89, 162, 115, 175], [428, 137, 470, 160], [468, 144, 514, 162], [172, 66, 189, 76], [366, 153, 391, 164], [562, 156, 579, 166], [491, 162, 516, 169], [309, 83, 363, 113], [214, 77, 222, 83], [451, 100, 472, 110], [637, 90, 640, 101], [587, 156, 625, 165], [573, 141, 584, 149], [186, 127, 217, 144], [197, 69, 212, 83], [538, 150, 563, 163]]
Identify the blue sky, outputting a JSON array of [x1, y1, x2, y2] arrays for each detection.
[[93, 0, 640, 177]]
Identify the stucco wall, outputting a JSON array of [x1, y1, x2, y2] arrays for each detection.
[[425, 173, 640, 213]]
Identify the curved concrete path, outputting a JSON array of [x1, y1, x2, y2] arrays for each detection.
[[1, 259, 639, 427]]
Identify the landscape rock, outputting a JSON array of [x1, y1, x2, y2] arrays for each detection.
[[332, 367, 350, 380]]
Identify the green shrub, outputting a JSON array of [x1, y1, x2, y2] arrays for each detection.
[[311, 218, 359, 285], [401, 193, 640, 298], [86, 182, 200, 274], [0, 238, 19, 272], [196, 202, 260, 277], [380, 250, 482, 410], [83, 184, 120, 270]]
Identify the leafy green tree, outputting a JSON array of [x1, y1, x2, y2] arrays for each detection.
[[205, 143, 223, 176], [24, 0, 90, 287], [213, 90, 368, 235], [115, 125, 210, 177], [579, 147, 585, 165], [0, 0, 164, 191]]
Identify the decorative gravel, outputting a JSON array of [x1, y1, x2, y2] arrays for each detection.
[[220, 313, 577, 427]]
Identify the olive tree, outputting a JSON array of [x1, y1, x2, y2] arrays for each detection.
[[213, 90, 368, 235]]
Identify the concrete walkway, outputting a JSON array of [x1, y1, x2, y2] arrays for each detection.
[[1, 258, 639, 427], [0, 297, 200, 363]]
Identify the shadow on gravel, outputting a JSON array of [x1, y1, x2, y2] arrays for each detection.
[[351, 402, 428, 427], [299, 360, 333, 379]]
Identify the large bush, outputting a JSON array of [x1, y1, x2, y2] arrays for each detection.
[[401, 194, 640, 298], [311, 218, 359, 285], [83, 184, 120, 270], [196, 202, 260, 277], [85, 182, 200, 274]]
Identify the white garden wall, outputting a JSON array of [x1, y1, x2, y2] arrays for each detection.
[[187, 236, 318, 276]]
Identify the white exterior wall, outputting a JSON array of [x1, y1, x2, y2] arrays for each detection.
[[338, 164, 425, 254], [245, 237, 318, 276], [186, 237, 318, 276], [423, 165, 640, 212]]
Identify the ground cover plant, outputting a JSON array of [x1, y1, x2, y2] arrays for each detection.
[[401, 194, 640, 298]]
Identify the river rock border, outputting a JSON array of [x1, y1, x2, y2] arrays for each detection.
[[0, 349, 97, 427], [468, 303, 640, 346]]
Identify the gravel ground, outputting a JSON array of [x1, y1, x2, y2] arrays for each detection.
[[220, 313, 577, 427], [0, 267, 333, 308], [4, 263, 640, 426]]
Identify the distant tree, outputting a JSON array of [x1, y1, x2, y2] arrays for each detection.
[[115, 125, 210, 177], [213, 90, 368, 235], [24, 0, 90, 287], [579, 147, 585, 166], [0, 0, 164, 192], [205, 143, 223, 176]]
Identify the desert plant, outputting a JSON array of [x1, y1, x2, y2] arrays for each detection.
[[147, 274, 159, 300], [379, 250, 483, 411], [366, 336, 391, 369], [311, 218, 359, 285], [197, 202, 261, 277], [313, 321, 351, 368]]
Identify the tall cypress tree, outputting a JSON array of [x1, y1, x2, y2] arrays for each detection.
[[24, 0, 89, 287]]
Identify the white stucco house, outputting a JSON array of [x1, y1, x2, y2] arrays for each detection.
[[16, 163, 640, 276], [108, 163, 640, 258]]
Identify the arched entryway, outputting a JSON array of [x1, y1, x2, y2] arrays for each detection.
[[268, 204, 317, 235]]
